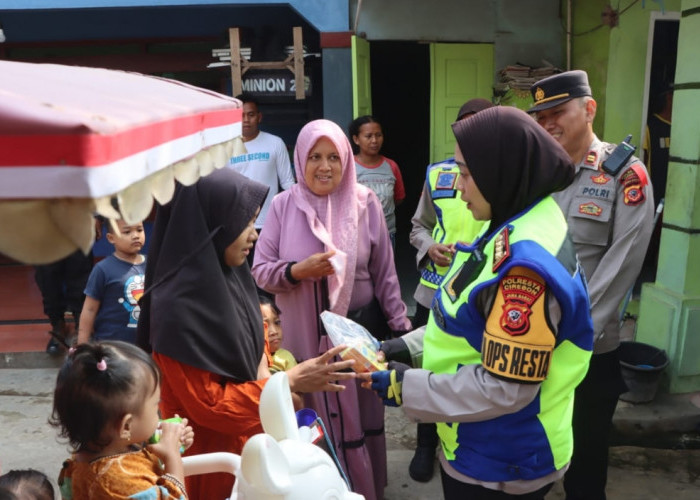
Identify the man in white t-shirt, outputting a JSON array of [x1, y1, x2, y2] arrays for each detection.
[[230, 95, 295, 265]]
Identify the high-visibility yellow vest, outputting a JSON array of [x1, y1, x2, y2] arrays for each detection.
[[423, 196, 593, 482], [419, 159, 486, 290]]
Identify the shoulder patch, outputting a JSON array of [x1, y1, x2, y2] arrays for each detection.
[[623, 185, 645, 206], [619, 168, 637, 185], [498, 274, 544, 336], [619, 163, 648, 187], [620, 163, 648, 206], [628, 162, 649, 187], [482, 267, 555, 383]]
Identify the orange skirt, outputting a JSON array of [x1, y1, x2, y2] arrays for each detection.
[[154, 352, 266, 500]]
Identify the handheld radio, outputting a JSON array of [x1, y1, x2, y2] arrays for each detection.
[[602, 134, 636, 176]]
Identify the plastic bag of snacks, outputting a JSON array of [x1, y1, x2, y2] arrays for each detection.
[[320, 311, 387, 373]]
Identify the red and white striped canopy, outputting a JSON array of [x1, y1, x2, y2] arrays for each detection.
[[0, 60, 243, 263]]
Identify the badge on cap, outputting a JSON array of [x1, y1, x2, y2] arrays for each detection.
[[535, 87, 545, 102]]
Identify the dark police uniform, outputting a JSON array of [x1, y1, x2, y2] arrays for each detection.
[[529, 70, 655, 500]]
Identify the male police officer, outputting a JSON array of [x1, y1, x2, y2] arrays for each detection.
[[529, 70, 654, 500], [407, 98, 492, 481]]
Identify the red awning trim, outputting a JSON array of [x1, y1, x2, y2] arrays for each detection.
[[0, 108, 241, 167], [0, 121, 240, 198]]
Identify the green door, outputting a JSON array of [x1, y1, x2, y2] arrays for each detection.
[[352, 35, 372, 117], [430, 44, 494, 163]]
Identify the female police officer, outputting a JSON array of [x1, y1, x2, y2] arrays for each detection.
[[363, 106, 594, 499]]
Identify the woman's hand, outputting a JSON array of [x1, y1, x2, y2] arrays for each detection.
[[291, 250, 336, 280], [286, 344, 356, 393]]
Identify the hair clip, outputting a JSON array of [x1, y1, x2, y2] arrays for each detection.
[[68, 347, 76, 355], [96, 359, 107, 371]]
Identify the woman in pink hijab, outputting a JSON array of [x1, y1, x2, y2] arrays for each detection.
[[253, 119, 411, 500]]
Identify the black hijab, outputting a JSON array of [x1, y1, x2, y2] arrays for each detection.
[[452, 106, 575, 231], [136, 168, 268, 382]]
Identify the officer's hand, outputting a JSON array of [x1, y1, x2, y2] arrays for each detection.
[[377, 337, 411, 365], [428, 243, 454, 267], [368, 362, 410, 407]]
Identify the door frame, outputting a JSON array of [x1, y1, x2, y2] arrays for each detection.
[[351, 35, 372, 117], [640, 11, 680, 145]]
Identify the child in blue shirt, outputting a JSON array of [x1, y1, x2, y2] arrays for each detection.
[[77, 219, 146, 344]]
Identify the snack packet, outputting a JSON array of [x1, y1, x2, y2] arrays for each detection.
[[320, 311, 387, 373], [339, 343, 386, 373]]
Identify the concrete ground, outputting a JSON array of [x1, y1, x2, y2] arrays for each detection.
[[2, 365, 700, 499], [384, 404, 700, 499]]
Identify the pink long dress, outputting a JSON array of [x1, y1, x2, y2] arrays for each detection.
[[252, 186, 410, 500]]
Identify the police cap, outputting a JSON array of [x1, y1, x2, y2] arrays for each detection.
[[528, 70, 592, 113]]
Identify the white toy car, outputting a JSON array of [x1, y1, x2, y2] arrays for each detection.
[[182, 372, 364, 500]]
